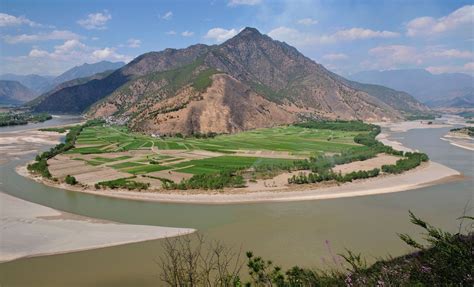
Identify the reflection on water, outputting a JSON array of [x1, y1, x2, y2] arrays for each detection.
[[0, 119, 472, 286]]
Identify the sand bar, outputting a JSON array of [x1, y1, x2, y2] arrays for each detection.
[[0, 192, 194, 263]]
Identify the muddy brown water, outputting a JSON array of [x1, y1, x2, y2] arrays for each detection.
[[0, 117, 472, 286]]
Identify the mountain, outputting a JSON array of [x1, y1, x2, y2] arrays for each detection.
[[426, 94, 474, 109], [1, 61, 125, 97], [0, 74, 54, 94], [0, 80, 36, 105], [350, 69, 474, 107], [31, 27, 429, 135], [51, 61, 125, 87], [27, 70, 116, 108]]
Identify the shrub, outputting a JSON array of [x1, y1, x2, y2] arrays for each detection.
[[65, 175, 77, 185]]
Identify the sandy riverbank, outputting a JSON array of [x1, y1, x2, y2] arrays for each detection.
[[17, 160, 461, 204], [441, 133, 474, 151], [0, 192, 194, 263]]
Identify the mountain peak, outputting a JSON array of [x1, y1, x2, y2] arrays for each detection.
[[232, 27, 263, 40]]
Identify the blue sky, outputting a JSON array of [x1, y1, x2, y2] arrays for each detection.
[[1, 0, 473, 76]]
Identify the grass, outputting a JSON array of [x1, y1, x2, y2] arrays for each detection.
[[170, 156, 295, 174], [109, 161, 145, 169], [125, 164, 170, 175], [65, 123, 367, 177]]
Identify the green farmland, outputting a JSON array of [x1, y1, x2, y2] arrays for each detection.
[[56, 123, 375, 187], [68, 125, 365, 156]]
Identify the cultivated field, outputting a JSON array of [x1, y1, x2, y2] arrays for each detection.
[[46, 123, 401, 190]]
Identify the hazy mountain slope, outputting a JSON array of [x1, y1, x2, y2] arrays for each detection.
[[33, 27, 430, 134], [335, 76, 431, 114], [426, 94, 474, 108], [0, 80, 36, 105], [0, 74, 54, 94], [51, 61, 125, 87], [350, 69, 474, 106], [27, 70, 115, 108]]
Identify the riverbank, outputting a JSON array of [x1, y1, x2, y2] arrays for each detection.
[[0, 192, 194, 263], [441, 133, 474, 151], [17, 160, 461, 204]]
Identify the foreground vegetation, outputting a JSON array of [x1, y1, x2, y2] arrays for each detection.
[[450, 127, 474, 137], [158, 212, 473, 286], [0, 111, 52, 127]]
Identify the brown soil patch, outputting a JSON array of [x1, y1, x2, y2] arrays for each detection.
[[332, 154, 400, 174]]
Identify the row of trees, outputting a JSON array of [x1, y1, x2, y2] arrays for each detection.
[[27, 119, 104, 180], [162, 170, 245, 190], [288, 168, 381, 184], [0, 112, 52, 127], [95, 177, 150, 190], [382, 152, 429, 174]]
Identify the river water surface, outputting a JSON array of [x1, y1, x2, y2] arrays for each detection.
[[0, 118, 472, 286]]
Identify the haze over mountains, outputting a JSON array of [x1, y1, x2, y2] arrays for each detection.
[[30, 28, 430, 135], [0, 80, 36, 105], [350, 69, 474, 108], [0, 61, 125, 104]]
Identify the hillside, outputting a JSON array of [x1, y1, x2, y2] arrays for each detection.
[[51, 61, 125, 87], [0, 74, 54, 95], [426, 94, 474, 108], [350, 69, 474, 107], [32, 28, 430, 134], [0, 80, 36, 105], [27, 70, 115, 108]]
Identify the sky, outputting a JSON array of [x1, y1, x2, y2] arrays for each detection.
[[1, 0, 473, 76]]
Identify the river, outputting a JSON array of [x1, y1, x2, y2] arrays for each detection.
[[0, 117, 472, 286]]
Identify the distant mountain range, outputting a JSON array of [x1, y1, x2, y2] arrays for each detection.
[[350, 69, 474, 108], [30, 27, 430, 135], [0, 61, 125, 104], [0, 80, 36, 105]]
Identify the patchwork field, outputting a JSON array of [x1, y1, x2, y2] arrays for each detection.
[[49, 124, 380, 189]]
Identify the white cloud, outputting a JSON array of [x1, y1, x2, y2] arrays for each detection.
[[365, 45, 474, 71], [268, 26, 315, 46], [127, 38, 141, 48], [77, 11, 111, 30], [268, 26, 399, 46], [322, 53, 348, 61], [367, 45, 421, 69], [161, 11, 173, 20], [228, 0, 261, 7], [4, 39, 133, 75], [428, 48, 473, 59], [0, 12, 41, 27], [204, 27, 239, 42], [3, 30, 80, 44], [406, 5, 474, 36], [166, 30, 177, 35], [329, 28, 399, 41], [181, 31, 194, 37], [426, 62, 474, 74], [297, 18, 318, 26], [92, 47, 130, 61]]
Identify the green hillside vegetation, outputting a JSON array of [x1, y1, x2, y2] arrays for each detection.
[[0, 111, 52, 127], [450, 127, 474, 137]]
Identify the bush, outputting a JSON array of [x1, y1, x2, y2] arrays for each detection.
[[163, 170, 245, 190], [96, 177, 150, 190], [65, 175, 77, 185]]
